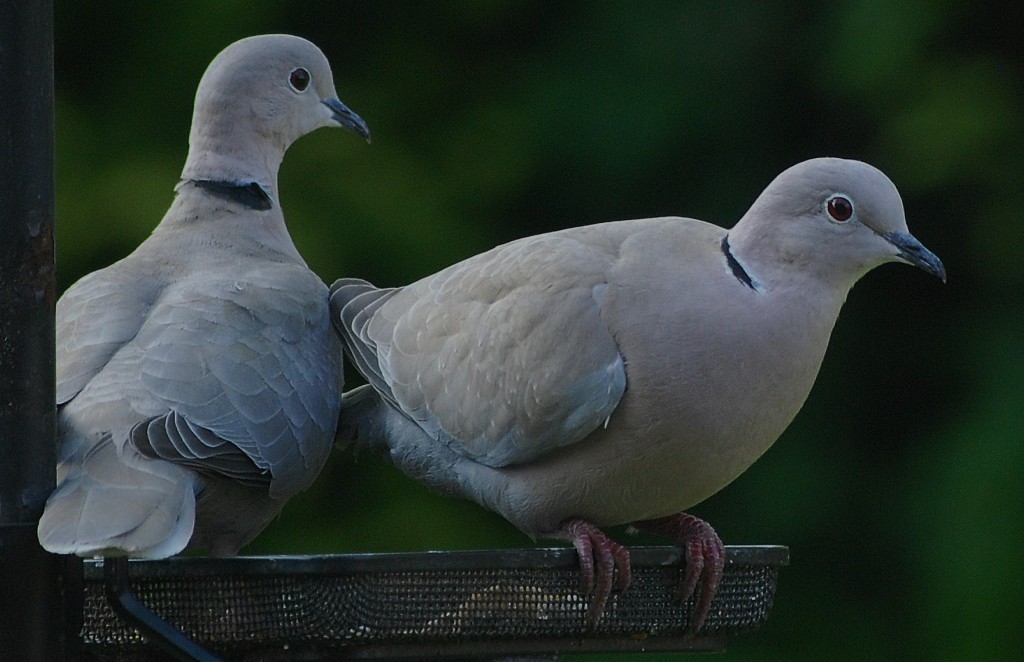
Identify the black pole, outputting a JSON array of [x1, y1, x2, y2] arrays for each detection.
[[104, 558, 224, 661], [0, 1, 66, 660]]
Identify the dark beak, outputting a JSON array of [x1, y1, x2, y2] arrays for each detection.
[[323, 98, 371, 142], [882, 232, 946, 283]]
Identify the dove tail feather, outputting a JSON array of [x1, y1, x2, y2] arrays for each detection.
[[37, 435, 197, 559]]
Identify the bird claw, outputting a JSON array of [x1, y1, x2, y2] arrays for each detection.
[[554, 519, 632, 629], [632, 513, 725, 633]]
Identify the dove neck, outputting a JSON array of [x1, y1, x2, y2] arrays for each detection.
[[728, 214, 859, 298], [155, 193, 306, 265], [180, 129, 285, 204], [157, 177, 305, 265]]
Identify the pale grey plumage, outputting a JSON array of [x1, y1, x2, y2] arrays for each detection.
[[332, 157, 944, 628], [38, 34, 369, 559]]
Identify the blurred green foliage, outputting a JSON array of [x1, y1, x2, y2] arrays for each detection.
[[53, 1, 1022, 659]]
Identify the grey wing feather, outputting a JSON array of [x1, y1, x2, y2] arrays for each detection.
[[134, 266, 341, 499], [330, 278, 401, 409], [331, 235, 627, 468], [131, 412, 270, 487], [56, 268, 155, 405]]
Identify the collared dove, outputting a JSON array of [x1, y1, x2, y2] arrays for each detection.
[[37, 34, 370, 559], [331, 157, 945, 631]]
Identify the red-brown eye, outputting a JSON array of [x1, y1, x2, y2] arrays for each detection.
[[827, 195, 854, 222], [289, 68, 310, 92]]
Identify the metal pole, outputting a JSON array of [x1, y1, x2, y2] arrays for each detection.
[[0, 0, 66, 659]]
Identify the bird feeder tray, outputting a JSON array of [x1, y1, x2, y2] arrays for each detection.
[[77, 545, 787, 660]]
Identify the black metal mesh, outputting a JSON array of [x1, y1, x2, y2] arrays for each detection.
[[79, 545, 787, 660]]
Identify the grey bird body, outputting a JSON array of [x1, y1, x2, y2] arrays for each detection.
[[39, 34, 370, 558], [333, 157, 944, 628], [337, 216, 833, 532]]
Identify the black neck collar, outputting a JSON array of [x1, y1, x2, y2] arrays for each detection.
[[721, 235, 758, 291], [184, 179, 273, 211]]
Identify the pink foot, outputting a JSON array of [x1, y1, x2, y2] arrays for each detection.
[[631, 513, 725, 632], [553, 519, 632, 629]]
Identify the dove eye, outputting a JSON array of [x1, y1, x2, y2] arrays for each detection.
[[826, 195, 854, 223], [289, 68, 311, 92]]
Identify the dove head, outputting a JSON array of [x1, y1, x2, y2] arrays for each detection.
[[728, 157, 945, 290], [181, 34, 369, 193]]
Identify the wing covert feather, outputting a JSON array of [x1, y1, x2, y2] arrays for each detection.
[[337, 234, 627, 467], [134, 265, 340, 498], [56, 268, 156, 405]]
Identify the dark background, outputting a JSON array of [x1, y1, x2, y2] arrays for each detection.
[[53, 2, 1022, 659]]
